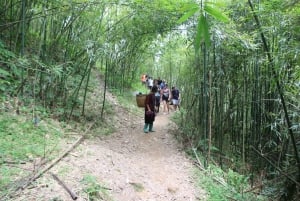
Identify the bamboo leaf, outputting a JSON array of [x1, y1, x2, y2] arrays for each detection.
[[0, 68, 11, 77], [202, 15, 211, 48], [195, 15, 203, 52], [177, 7, 199, 24], [179, 2, 198, 11], [195, 14, 210, 51], [204, 4, 229, 23]]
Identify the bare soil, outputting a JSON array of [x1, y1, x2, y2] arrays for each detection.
[[15, 92, 207, 201]]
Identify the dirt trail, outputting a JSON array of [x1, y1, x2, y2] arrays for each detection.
[[16, 95, 206, 201]]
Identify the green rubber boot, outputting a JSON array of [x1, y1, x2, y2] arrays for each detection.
[[143, 123, 149, 133], [149, 123, 155, 132]]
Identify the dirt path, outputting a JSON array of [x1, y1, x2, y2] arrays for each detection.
[[16, 95, 206, 201]]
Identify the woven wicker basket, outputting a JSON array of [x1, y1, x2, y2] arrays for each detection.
[[136, 94, 146, 107]]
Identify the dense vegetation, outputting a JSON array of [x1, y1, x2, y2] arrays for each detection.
[[1, 0, 299, 200]]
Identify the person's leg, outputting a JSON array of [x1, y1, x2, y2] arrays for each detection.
[[173, 99, 178, 111], [149, 123, 155, 132], [155, 97, 160, 113], [171, 99, 175, 111], [167, 100, 170, 113], [163, 100, 166, 114], [144, 123, 149, 133]]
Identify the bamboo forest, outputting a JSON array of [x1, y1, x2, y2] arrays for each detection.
[[0, 0, 300, 200]]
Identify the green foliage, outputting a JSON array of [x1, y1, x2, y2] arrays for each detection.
[[0, 105, 64, 195], [196, 14, 210, 50], [0, 115, 62, 161], [0, 41, 16, 94], [204, 3, 229, 23], [195, 165, 266, 201], [177, 1, 229, 50], [0, 166, 19, 191], [81, 174, 113, 201], [227, 168, 249, 193], [177, 3, 199, 24], [0, 41, 14, 59]]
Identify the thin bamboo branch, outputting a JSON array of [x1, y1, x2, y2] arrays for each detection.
[[208, 70, 212, 164], [192, 146, 205, 171], [251, 146, 300, 187]]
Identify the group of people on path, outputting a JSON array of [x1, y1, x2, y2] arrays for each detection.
[[141, 74, 180, 133]]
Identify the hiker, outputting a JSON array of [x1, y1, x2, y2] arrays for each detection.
[[147, 77, 154, 90], [154, 85, 161, 113], [157, 77, 162, 86], [160, 80, 166, 89], [144, 85, 158, 133], [171, 86, 180, 111], [141, 74, 147, 86], [161, 84, 170, 114]]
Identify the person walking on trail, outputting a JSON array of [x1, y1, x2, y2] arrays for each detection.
[[144, 85, 158, 133], [160, 80, 166, 89], [171, 86, 180, 111], [147, 77, 154, 90], [161, 84, 170, 114], [154, 85, 161, 113], [157, 77, 162, 86]]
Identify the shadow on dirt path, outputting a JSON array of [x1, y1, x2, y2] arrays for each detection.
[[16, 94, 207, 201]]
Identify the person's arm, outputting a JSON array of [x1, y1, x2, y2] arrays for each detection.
[[146, 104, 151, 111]]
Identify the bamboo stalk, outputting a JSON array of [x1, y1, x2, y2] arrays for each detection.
[[248, 0, 300, 178], [208, 70, 212, 164]]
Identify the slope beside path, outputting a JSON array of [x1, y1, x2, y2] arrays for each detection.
[[16, 93, 207, 201]]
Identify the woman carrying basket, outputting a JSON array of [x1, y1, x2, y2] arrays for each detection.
[[143, 85, 158, 133]]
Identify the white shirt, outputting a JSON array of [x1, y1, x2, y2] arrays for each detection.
[[148, 78, 153, 87]]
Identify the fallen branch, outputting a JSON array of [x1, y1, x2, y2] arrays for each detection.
[[51, 172, 78, 200], [22, 122, 95, 189], [1, 122, 95, 201], [0, 160, 26, 165], [192, 147, 205, 171], [100, 186, 112, 191], [212, 177, 227, 188], [0, 158, 48, 201], [20, 135, 85, 190]]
